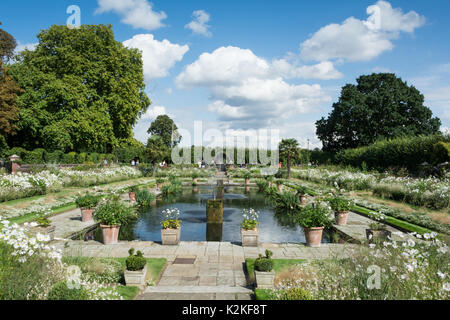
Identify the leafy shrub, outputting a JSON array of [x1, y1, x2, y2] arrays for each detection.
[[136, 189, 155, 208], [254, 250, 274, 272], [431, 142, 450, 164], [87, 152, 100, 163], [126, 248, 147, 271], [7, 147, 27, 159], [62, 152, 77, 164], [46, 150, 64, 163], [77, 152, 87, 164], [296, 202, 333, 228], [256, 179, 269, 192], [47, 281, 89, 300], [273, 287, 313, 300], [328, 196, 353, 212], [75, 194, 100, 209], [93, 198, 136, 226], [273, 191, 302, 213], [24, 148, 47, 164]]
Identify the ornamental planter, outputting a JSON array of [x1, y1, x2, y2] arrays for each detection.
[[129, 192, 136, 202], [241, 228, 259, 247], [157, 183, 162, 190], [254, 270, 275, 289], [193, 178, 198, 184], [101, 224, 121, 245], [366, 229, 391, 243], [161, 228, 181, 245], [278, 184, 284, 192], [335, 211, 349, 226], [81, 208, 95, 222], [124, 264, 148, 287], [303, 227, 324, 247], [33, 225, 56, 241], [299, 194, 308, 205], [245, 179, 250, 185]]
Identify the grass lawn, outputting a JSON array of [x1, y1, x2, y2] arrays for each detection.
[[245, 258, 306, 284], [62, 256, 167, 299]]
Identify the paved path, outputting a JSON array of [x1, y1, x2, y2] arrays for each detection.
[[51, 208, 98, 239], [57, 240, 358, 300]]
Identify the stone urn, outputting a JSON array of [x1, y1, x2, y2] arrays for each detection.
[[129, 192, 136, 202], [299, 194, 308, 205], [124, 265, 148, 287], [161, 228, 180, 245], [33, 225, 56, 241], [366, 229, 391, 243], [303, 227, 324, 247], [100, 224, 120, 245], [81, 208, 95, 222], [335, 211, 349, 226], [241, 228, 259, 247], [254, 270, 275, 289]]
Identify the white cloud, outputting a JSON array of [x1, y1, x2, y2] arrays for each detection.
[[95, 0, 167, 30], [14, 42, 37, 54], [176, 46, 332, 129], [300, 1, 425, 62], [141, 105, 168, 120], [123, 34, 189, 82], [272, 60, 343, 80], [185, 10, 212, 37]]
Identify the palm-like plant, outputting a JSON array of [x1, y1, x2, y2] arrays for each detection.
[[279, 138, 299, 178]]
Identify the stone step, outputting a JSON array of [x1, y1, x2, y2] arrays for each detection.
[[138, 286, 254, 300]]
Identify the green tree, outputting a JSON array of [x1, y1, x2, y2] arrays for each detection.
[[0, 22, 21, 143], [144, 135, 169, 174], [316, 73, 441, 152], [147, 115, 181, 149], [279, 138, 299, 178], [8, 24, 151, 152]]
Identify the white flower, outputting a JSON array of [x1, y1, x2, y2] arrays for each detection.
[[443, 283, 450, 292]]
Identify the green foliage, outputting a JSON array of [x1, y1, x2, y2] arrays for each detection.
[[8, 24, 150, 153], [256, 179, 269, 192], [254, 250, 274, 272], [273, 191, 302, 213], [135, 189, 155, 209], [62, 152, 77, 164], [296, 202, 333, 228], [47, 281, 89, 300], [147, 115, 181, 148], [23, 148, 46, 164], [75, 193, 100, 209], [46, 150, 64, 163], [317, 73, 441, 152], [126, 248, 147, 271], [161, 219, 181, 229], [271, 287, 313, 300], [431, 141, 450, 164], [279, 139, 299, 178], [328, 196, 352, 212], [145, 134, 169, 166], [93, 198, 136, 226]]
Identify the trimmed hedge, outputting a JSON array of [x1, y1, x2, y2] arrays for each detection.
[[335, 135, 450, 171]]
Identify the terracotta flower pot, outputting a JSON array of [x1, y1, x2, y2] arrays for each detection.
[[278, 184, 284, 192], [129, 192, 136, 202], [161, 228, 181, 245], [81, 208, 94, 222], [303, 227, 324, 247], [245, 178, 250, 185], [157, 183, 162, 190], [241, 228, 259, 247], [193, 178, 198, 183], [335, 211, 349, 226], [299, 194, 307, 205], [100, 224, 121, 245]]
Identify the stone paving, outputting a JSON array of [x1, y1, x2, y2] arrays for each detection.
[[51, 208, 98, 239]]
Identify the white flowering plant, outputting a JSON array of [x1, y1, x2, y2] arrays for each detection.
[[241, 208, 259, 230], [161, 208, 181, 229]]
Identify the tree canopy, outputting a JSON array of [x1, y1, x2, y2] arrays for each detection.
[[279, 138, 299, 178], [147, 114, 181, 149], [316, 73, 441, 152], [0, 22, 21, 147], [7, 24, 151, 153]]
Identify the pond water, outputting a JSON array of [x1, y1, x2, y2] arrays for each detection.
[[85, 186, 339, 244]]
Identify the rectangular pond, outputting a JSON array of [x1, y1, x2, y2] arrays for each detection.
[[85, 186, 340, 244]]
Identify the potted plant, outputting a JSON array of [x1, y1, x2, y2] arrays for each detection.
[[124, 248, 148, 287], [241, 208, 259, 247], [161, 208, 181, 245], [75, 194, 100, 222], [243, 171, 251, 186], [366, 222, 391, 243], [129, 186, 139, 202], [93, 198, 136, 245], [265, 175, 274, 187], [296, 186, 309, 205], [296, 202, 333, 247], [34, 215, 56, 241], [156, 178, 165, 190], [192, 172, 199, 184], [254, 250, 275, 289], [328, 196, 352, 226], [276, 179, 284, 192]]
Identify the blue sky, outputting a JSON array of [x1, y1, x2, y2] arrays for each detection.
[[2, 0, 449, 149]]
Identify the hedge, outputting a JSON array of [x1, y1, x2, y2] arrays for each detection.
[[335, 135, 450, 171]]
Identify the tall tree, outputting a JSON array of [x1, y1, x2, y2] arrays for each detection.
[[279, 138, 299, 178], [8, 24, 151, 152], [147, 115, 181, 149], [144, 135, 169, 174], [316, 73, 441, 152], [0, 22, 21, 144]]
